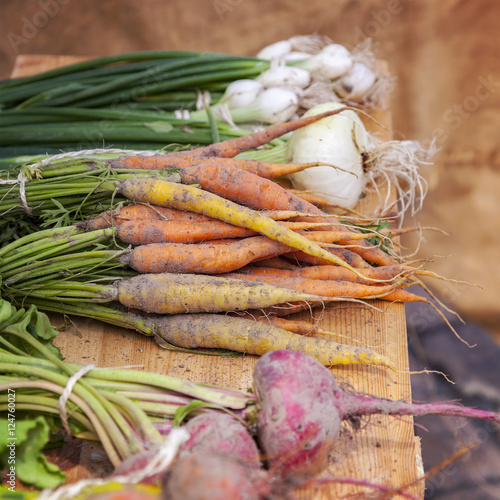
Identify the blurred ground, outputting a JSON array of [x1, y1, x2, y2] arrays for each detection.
[[407, 291, 500, 499], [0, 1, 499, 497]]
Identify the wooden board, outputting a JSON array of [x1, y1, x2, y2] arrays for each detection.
[[10, 55, 425, 499]]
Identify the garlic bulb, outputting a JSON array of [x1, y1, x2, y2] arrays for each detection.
[[286, 102, 369, 208]]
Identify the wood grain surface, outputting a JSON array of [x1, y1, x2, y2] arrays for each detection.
[[10, 54, 425, 499]]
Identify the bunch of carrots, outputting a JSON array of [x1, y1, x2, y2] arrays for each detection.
[[0, 108, 460, 371]]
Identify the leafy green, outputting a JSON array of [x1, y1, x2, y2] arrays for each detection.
[[341, 217, 393, 255], [2, 304, 62, 360]]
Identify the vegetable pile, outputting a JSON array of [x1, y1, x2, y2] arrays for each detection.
[[0, 37, 487, 499], [0, 109, 458, 370]]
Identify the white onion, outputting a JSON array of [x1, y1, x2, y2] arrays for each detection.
[[250, 87, 299, 124], [286, 102, 433, 220], [286, 102, 369, 208], [284, 51, 313, 61], [229, 87, 299, 124]]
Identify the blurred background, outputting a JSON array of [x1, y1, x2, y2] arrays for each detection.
[[1, 1, 499, 498]]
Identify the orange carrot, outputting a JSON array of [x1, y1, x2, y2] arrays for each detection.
[[82, 204, 217, 230], [250, 256, 300, 270], [300, 230, 375, 244], [108, 155, 329, 179], [371, 288, 431, 303], [287, 248, 372, 268], [288, 189, 362, 211], [177, 162, 320, 214], [120, 236, 293, 274], [115, 219, 256, 245], [114, 219, 331, 245], [221, 273, 399, 301], [231, 314, 335, 337], [240, 264, 418, 284], [172, 107, 361, 158]]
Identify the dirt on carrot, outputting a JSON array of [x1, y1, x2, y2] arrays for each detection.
[[112, 272, 332, 314], [116, 178, 377, 278], [220, 272, 400, 301], [147, 312, 398, 370]]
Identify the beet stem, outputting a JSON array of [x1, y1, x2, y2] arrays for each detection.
[[340, 392, 500, 423]]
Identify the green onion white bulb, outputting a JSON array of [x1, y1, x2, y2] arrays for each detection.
[[219, 79, 264, 109], [336, 62, 377, 102], [256, 66, 311, 90], [296, 44, 354, 80]]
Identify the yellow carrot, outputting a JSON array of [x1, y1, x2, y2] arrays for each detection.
[[116, 178, 377, 280], [150, 313, 397, 370], [111, 273, 330, 314]]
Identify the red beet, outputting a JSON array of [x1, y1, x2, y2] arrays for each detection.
[[180, 413, 261, 466], [253, 349, 342, 486], [162, 452, 269, 500], [114, 413, 263, 486], [253, 350, 500, 487]]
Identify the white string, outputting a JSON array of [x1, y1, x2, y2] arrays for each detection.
[[0, 148, 167, 216], [58, 364, 96, 436], [57, 364, 145, 436], [17, 170, 33, 216], [37, 428, 189, 500], [26, 148, 161, 170], [0, 171, 34, 215]]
